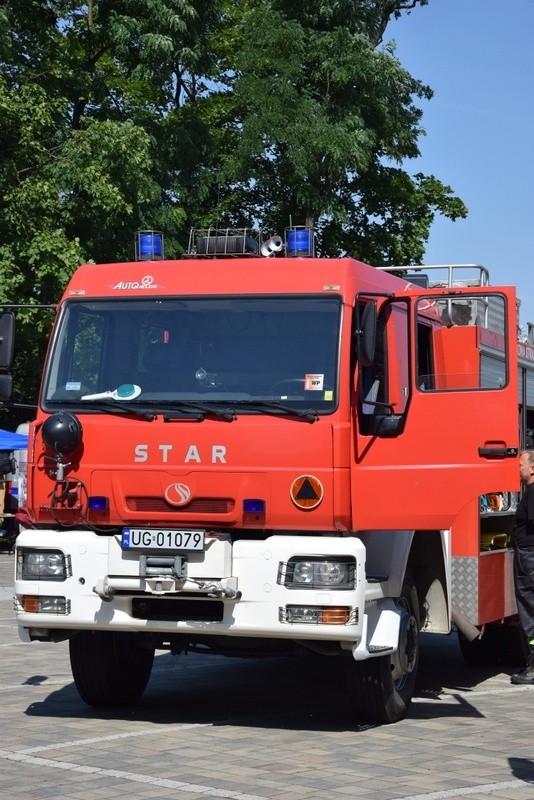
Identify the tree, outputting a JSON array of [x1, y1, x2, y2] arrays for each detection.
[[0, 0, 466, 424], [203, 0, 466, 262], [0, 0, 217, 422]]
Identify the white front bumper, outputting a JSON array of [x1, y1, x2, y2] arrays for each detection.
[[15, 529, 367, 643]]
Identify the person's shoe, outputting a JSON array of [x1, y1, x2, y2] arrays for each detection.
[[511, 654, 534, 685]]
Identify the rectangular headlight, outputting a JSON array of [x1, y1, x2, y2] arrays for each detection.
[[279, 557, 355, 589], [17, 549, 70, 581]]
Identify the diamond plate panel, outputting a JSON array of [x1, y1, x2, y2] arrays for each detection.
[[451, 556, 479, 622]]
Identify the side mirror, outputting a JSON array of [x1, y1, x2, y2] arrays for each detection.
[[0, 313, 15, 371], [368, 413, 405, 438], [360, 301, 377, 366], [0, 374, 13, 402]]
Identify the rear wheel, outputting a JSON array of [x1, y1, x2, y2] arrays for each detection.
[[69, 631, 155, 708], [345, 576, 420, 724]]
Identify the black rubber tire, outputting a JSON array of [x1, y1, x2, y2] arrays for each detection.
[[458, 619, 529, 667], [69, 631, 155, 708], [345, 576, 420, 724]]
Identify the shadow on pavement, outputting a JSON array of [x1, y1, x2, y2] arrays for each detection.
[[509, 757, 534, 784], [22, 631, 512, 730]]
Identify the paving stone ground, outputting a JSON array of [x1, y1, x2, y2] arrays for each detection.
[[1, 550, 534, 800]]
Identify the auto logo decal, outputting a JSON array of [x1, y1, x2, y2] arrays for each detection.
[[112, 275, 160, 290], [164, 482, 192, 506], [290, 475, 324, 510]]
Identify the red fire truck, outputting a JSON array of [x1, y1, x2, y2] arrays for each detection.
[[4, 229, 524, 724]]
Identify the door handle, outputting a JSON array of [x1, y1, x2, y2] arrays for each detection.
[[478, 446, 518, 458]]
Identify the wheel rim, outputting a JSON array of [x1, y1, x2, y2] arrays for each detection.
[[391, 603, 419, 685]]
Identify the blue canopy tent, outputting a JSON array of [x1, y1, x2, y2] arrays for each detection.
[[0, 429, 27, 548], [0, 429, 28, 450]]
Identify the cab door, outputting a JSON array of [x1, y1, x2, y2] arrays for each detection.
[[352, 286, 519, 530]]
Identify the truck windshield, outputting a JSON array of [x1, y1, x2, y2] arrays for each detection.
[[43, 295, 341, 414]]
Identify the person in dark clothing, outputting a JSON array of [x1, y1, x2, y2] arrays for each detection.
[[511, 449, 534, 684]]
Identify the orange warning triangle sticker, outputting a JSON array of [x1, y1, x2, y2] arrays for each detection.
[[290, 475, 324, 509]]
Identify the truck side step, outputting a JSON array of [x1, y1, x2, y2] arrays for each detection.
[[366, 575, 389, 583]]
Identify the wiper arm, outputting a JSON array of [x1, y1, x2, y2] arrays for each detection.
[[77, 398, 155, 420], [232, 400, 318, 423], [154, 401, 236, 422]]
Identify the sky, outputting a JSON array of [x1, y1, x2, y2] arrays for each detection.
[[389, 0, 534, 330]]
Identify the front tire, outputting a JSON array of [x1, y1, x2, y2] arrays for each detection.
[[69, 631, 155, 708], [345, 576, 420, 724]]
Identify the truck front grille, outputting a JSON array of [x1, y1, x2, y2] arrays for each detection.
[[126, 497, 235, 513]]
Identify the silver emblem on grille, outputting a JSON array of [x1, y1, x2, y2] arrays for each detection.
[[164, 482, 192, 506]]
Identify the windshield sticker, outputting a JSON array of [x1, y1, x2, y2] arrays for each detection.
[[304, 373, 324, 391], [65, 382, 82, 391]]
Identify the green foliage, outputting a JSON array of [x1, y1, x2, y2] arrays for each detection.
[[0, 0, 464, 426], [210, 0, 465, 262]]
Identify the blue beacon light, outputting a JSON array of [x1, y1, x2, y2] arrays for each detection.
[[285, 227, 314, 257], [135, 230, 164, 261]]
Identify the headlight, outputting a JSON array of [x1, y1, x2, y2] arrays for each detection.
[[279, 557, 355, 589], [17, 549, 70, 581]]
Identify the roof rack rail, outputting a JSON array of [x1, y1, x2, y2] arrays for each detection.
[[378, 264, 502, 330], [376, 264, 490, 289], [187, 227, 261, 258]]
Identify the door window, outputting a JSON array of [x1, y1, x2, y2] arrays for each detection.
[[416, 293, 507, 392]]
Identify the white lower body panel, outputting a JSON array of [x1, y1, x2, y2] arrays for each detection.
[[15, 529, 368, 644]]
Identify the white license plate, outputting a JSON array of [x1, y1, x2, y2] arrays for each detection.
[[122, 528, 205, 551]]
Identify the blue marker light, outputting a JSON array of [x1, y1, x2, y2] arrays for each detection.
[[88, 496, 109, 511], [243, 499, 265, 514]]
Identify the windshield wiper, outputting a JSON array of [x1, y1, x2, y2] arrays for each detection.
[[76, 398, 156, 420], [58, 397, 316, 423], [79, 398, 235, 422], [232, 400, 318, 423], [151, 400, 237, 422]]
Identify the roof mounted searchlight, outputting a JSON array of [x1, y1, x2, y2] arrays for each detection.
[[260, 235, 284, 257]]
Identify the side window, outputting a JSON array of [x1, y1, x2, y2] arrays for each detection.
[[360, 306, 386, 416], [415, 293, 507, 392], [416, 321, 434, 390]]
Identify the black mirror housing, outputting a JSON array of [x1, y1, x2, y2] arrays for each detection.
[[360, 301, 377, 366], [0, 373, 13, 402], [368, 414, 405, 438], [0, 313, 15, 371]]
